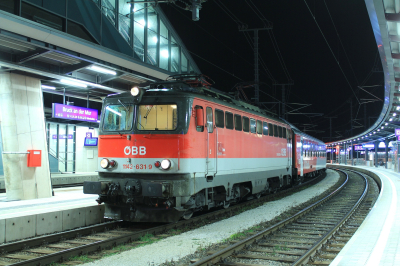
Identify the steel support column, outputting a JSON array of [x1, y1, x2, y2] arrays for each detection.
[[385, 138, 389, 169]]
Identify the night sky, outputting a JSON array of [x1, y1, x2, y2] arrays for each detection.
[[161, 0, 383, 142]]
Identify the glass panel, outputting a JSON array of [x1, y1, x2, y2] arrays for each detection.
[[102, 0, 116, 26], [0, 0, 16, 13], [171, 36, 179, 72], [234, 114, 242, 131], [147, 5, 158, 65], [159, 20, 169, 70], [263, 121, 268, 135], [21, 2, 63, 31], [0, 124, 3, 175], [133, 2, 145, 61], [103, 104, 134, 131], [243, 117, 249, 132], [274, 124, 278, 137], [215, 109, 224, 128], [137, 104, 177, 130], [225, 112, 233, 130], [181, 51, 188, 73], [206, 107, 213, 133], [250, 119, 256, 133], [256, 120, 262, 134], [48, 124, 57, 157], [118, 0, 131, 44], [67, 126, 75, 172], [58, 124, 66, 172]]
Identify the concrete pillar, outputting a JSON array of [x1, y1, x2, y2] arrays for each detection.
[[0, 73, 52, 200]]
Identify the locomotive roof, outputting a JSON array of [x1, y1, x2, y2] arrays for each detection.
[[105, 78, 324, 145]]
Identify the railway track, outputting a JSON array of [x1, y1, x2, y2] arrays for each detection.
[[0, 173, 326, 266], [189, 169, 379, 266]]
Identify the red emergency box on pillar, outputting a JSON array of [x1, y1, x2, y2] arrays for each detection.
[[27, 150, 41, 167]]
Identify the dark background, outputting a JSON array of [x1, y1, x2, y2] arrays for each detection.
[[161, 0, 383, 142]]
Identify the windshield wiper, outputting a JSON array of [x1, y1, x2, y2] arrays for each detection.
[[118, 99, 129, 111]]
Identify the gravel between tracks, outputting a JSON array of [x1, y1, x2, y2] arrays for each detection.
[[83, 169, 339, 266]]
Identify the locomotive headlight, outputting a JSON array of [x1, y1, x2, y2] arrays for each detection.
[[100, 158, 110, 169], [160, 159, 171, 170], [131, 86, 140, 96]]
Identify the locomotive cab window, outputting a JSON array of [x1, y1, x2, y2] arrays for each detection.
[[103, 104, 134, 131], [137, 104, 177, 130], [234, 114, 242, 131], [250, 118, 256, 133], [256, 120, 262, 134], [215, 109, 224, 128], [243, 116, 250, 132], [263, 121, 268, 135], [225, 112, 234, 130]]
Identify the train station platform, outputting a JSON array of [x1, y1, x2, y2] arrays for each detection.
[[328, 164, 400, 266], [0, 186, 104, 244], [0, 172, 98, 191]]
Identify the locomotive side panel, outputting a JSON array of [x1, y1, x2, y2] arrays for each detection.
[[190, 98, 292, 197]]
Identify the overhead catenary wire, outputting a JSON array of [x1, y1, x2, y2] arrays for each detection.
[[303, 0, 360, 105], [245, 0, 292, 83], [323, 0, 359, 85], [169, 4, 254, 68], [188, 50, 245, 81]]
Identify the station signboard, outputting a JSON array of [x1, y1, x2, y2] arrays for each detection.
[[396, 128, 400, 136], [354, 145, 364, 151], [52, 134, 73, 139], [362, 143, 374, 149], [52, 103, 98, 122]]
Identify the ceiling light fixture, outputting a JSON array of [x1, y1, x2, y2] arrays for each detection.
[[87, 65, 117, 75], [60, 79, 87, 88], [41, 85, 56, 90]]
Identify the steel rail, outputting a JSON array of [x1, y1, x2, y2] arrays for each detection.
[[191, 170, 349, 266], [1, 173, 325, 266], [292, 169, 368, 265]]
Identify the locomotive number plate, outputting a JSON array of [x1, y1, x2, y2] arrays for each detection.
[[123, 164, 153, 170]]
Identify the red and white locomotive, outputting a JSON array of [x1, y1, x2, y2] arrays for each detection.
[[84, 75, 326, 222]]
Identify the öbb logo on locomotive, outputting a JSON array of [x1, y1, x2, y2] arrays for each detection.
[[124, 146, 146, 155]]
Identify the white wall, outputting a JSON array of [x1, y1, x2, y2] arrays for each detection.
[[75, 126, 99, 173]]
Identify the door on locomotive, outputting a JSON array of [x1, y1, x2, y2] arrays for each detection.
[[206, 107, 216, 178]]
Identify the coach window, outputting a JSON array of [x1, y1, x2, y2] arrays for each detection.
[[263, 122, 268, 135], [274, 124, 278, 137], [215, 109, 224, 128], [268, 123, 273, 136], [206, 107, 213, 133], [256, 120, 262, 134], [278, 126, 282, 138], [243, 116, 250, 132], [250, 118, 256, 133], [225, 112, 234, 130], [234, 114, 242, 131], [283, 127, 287, 138]]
